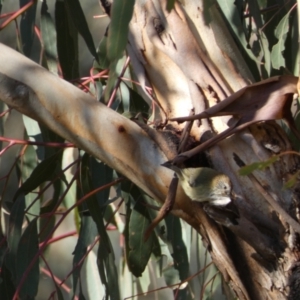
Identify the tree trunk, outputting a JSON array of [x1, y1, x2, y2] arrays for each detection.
[[127, 1, 300, 299]]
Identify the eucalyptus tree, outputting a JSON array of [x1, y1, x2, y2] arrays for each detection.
[[0, 0, 299, 299]]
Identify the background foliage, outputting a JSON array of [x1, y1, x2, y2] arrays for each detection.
[[0, 0, 299, 299]]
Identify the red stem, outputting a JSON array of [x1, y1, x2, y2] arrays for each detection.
[[0, 0, 37, 30], [12, 177, 124, 300]]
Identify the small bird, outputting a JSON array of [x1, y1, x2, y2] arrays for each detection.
[[162, 162, 232, 206]]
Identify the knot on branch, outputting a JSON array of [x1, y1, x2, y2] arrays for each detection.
[[14, 84, 29, 100]]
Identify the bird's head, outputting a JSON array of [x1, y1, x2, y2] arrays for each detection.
[[162, 162, 232, 206]]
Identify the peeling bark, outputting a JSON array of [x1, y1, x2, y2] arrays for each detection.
[[127, 1, 300, 299], [0, 0, 300, 299]]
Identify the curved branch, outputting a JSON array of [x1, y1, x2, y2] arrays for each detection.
[[0, 43, 169, 202]]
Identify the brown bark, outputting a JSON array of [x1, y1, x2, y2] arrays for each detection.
[[128, 1, 300, 299]]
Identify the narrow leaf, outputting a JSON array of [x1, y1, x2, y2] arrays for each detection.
[[165, 215, 189, 281], [95, 36, 110, 70], [284, 170, 300, 189], [41, 0, 59, 74], [239, 157, 278, 176], [65, 0, 98, 59], [14, 151, 62, 199], [72, 215, 97, 295], [18, 138, 40, 222], [128, 201, 153, 277], [19, 0, 37, 57], [0, 263, 15, 299], [54, 283, 64, 300], [271, 10, 292, 70], [6, 195, 26, 281], [80, 154, 120, 299], [16, 218, 40, 299], [55, 0, 79, 80], [107, 0, 135, 62], [22, 115, 44, 160]]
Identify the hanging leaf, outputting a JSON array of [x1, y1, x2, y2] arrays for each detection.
[[0, 264, 15, 299], [128, 200, 153, 277], [19, 0, 37, 57], [172, 75, 299, 163], [127, 84, 150, 116], [90, 159, 113, 204], [271, 10, 292, 70], [53, 283, 64, 300], [22, 114, 44, 160], [65, 0, 98, 60], [107, 0, 135, 62], [72, 215, 97, 297], [95, 36, 110, 70], [41, 0, 59, 74], [165, 215, 189, 282], [40, 180, 61, 243], [55, 0, 79, 80], [5, 195, 26, 281], [80, 154, 120, 299], [14, 151, 62, 199], [16, 218, 40, 299]]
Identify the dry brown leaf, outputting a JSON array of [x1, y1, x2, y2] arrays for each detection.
[[171, 75, 299, 163]]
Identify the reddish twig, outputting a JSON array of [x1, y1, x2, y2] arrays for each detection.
[[12, 177, 124, 300], [0, 0, 37, 30]]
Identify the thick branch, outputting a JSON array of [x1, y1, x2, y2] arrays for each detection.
[[0, 43, 169, 203]]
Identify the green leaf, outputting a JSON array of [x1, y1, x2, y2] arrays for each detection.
[[104, 61, 122, 106], [54, 283, 64, 300], [16, 218, 40, 299], [22, 115, 44, 160], [107, 0, 135, 62], [165, 215, 189, 282], [0, 232, 7, 267], [39, 212, 56, 244], [18, 140, 40, 222], [72, 215, 98, 295], [271, 11, 292, 70], [128, 201, 153, 277], [96, 235, 120, 299], [6, 195, 26, 281], [0, 263, 15, 299], [89, 156, 113, 207], [80, 154, 120, 299], [14, 151, 62, 199], [55, 0, 79, 80], [65, 0, 98, 60], [19, 0, 37, 57], [239, 156, 278, 176], [127, 84, 150, 115], [41, 0, 59, 74], [284, 170, 300, 189], [166, 0, 176, 12], [216, 0, 261, 79], [82, 250, 105, 298], [95, 36, 110, 70]]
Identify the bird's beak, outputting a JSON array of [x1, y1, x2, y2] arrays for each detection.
[[161, 161, 173, 169]]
